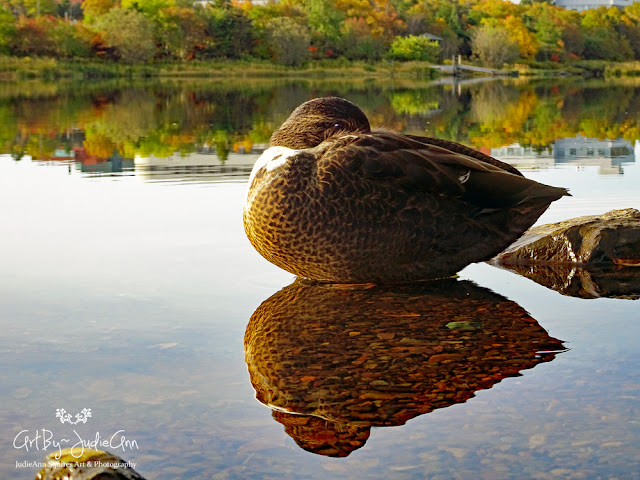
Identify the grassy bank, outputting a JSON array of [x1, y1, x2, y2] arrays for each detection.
[[0, 56, 439, 81], [515, 59, 640, 78], [5, 55, 640, 82]]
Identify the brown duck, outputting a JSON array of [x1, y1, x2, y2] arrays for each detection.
[[243, 97, 569, 283]]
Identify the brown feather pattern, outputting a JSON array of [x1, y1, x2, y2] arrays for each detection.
[[244, 97, 569, 283]]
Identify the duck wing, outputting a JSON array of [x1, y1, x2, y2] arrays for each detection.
[[322, 132, 569, 209], [404, 134, 524, 177]]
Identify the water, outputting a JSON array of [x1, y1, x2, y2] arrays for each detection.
[[1, 77, 639, 479]]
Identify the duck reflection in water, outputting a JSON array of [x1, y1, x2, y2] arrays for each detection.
[[244, 279, 567, 457]]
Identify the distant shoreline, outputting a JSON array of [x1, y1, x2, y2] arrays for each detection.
[[2, 56, 640, 82], [0, 57, 437, 81]]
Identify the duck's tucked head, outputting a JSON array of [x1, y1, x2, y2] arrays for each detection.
[[270, 97, 371, 149]]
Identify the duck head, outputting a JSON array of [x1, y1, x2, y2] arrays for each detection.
[[270, 97, 371, 149]]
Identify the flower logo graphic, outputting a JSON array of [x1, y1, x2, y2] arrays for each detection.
[[56, 408, 92, 425]]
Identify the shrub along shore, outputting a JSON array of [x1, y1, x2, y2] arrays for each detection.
[[0, 56, 440, 81], [2, 56, 640, 82]]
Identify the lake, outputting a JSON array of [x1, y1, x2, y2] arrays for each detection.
[[1, 76, 639, 479]]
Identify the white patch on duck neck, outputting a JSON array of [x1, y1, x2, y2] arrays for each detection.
[[248, 146, 300, 186]]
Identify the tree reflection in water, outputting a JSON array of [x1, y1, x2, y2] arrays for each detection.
[[244, 279, 566, 457], [4, 79, 640, 168]]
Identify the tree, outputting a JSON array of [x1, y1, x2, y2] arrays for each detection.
[[56, 0, 83, 21], [0, 8, 16, 53], [94, 7, 156, 62], [340, 16, 385, 60], [334, 0, 404, 42], [618, 5, 640, 59], [264, 16, 310, 66], [387, 35, 439, 61], [522, 2, 583, 59], [533, 7, 562, 47], [407, 0, 473, 56], [624, 1, 640, 22], [198, 4, 254, 59], [241, 0, 303, 30], [562, 23, 584, 58], [619, 21, 640, 60], [434, 23, 462, 60], [469, 0, 519, 24], [1, 0, 56, 17], [297, 0, 344, 45], [11, 15, 58, 56], [81, 0, 117, 24], [472, 24, 519, 67], [581, 6, 633, 61], [52, 20, 93, 58], [120, 0, 179, 17], [502, 16, 538, 60], [155, 6, 207, 59]]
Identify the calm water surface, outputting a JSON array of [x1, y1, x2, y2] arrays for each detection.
[[1, 78, 640, 479]]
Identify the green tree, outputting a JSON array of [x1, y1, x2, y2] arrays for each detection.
[[407, 0, 473, 56], [52, 20, 93, 58], [120, 0, 181, 16], [340, 17, 385, 60], [297, 0, 344, 46], [81, 0, 117, 24], [533, 7, 562, 48], [435, 23, 462, 60], [581, 6, 633, 61], [1, 0, 56, 17], [560, 24, 583, 58], [264, 16, 310, 66], [155, 6, 207, 59], [387, 35, 440, 61], [522, 2, 583, 59], [198, 4, 254, 58], [94, 7, 155, 62], [0, 8, 16, 53], [440, 1, 467, 35], [242, 0, 303, 30], [471, 24, 519, 67]]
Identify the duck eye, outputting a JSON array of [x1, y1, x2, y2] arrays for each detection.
[[333, 123, 342, 128]]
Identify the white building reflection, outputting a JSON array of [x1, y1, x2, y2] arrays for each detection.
[[43, 134, 637, 179], [491, 135, 635, 175], [70, 144, 268, 181], [134, 145, 267, 182]]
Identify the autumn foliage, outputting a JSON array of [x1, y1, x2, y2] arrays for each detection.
[[2, 0, 640, 64]]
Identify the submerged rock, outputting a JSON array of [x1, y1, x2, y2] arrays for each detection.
[[493, 263, 640, 299], [36, 448, 145, 480], [494, 208, 640, 266]]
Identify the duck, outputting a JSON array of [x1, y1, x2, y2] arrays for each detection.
[[243, 97, 569, 284]]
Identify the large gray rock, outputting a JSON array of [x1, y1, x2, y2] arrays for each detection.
[[492, 208, 640, 299], [495, 208, 640, 266]]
